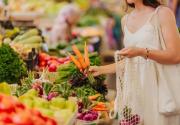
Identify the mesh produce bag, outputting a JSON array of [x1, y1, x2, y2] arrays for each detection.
[[111, 51, 144, 125]]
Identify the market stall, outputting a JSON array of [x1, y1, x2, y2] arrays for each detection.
[[0, 0, 179, 125], [0, 1, 120, 125]]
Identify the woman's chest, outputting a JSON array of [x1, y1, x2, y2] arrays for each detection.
[[124, 24, 160, 49]]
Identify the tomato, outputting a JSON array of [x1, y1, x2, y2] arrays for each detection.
[[12, 111, 33, 125], [0, 113, 12, 123], [50, 56, 58, 61], [57, 58, 66, 63], [46, 119, 57, 125], [47, 60, 59, 66], [15, 102, 25, 110], [39, 61, 47, 67], [0, 98, 15, 113], [30, 109, 42, 117], [0, 95, 3, 101], [39, 53, 49, 61], [48, 64, 57, 72], [32, 117, 46, 125]]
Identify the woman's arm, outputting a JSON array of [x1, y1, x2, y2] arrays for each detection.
[[119, 7, 180, 64], [89, 63, 116, 76], [172, 0, 178, 14], [145, 7, 180, 64]]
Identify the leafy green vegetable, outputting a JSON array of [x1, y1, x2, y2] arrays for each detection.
[[55, 50, 106, 103], [53, 82, 71, 100], [75, 84, 97, 98], [69, 70, 88, 87], [89, 52, 101, 66], [15, 72, 34, 96], [56, 63, 77, 83], [77, 15, 100, 27], [0, 44, 27, 84], [56, 41, 68, 50], [43, 82, 53, 96]]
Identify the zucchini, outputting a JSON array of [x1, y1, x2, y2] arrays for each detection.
[[24, 43, 42, 49], [13, 35, 21, 42], [18, 29, 39, 41], [19, 36, 43, 44]]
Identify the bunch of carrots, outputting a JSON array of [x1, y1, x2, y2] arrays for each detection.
[[69, 42, 90, 71], [68, 43, 96, 84], [92, 102, 108, 112]]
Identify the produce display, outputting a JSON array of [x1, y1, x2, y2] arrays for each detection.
[[38, 52, 70, 72], [8, 28, 43, 58], [0, 82, 11, 95], [0, 24, 112, 125], [18, 89, 77, 125], [0, 43, 27, 84], [1, 40, 108, 124], [12, 42, 109, 124], [0, 1, 116, 124], [8, 0, 68, 17], [0, 94, 57, 125], [77, 15, 100, 27]]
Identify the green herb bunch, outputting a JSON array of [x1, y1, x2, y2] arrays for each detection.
[[0, 44, 27, 84]]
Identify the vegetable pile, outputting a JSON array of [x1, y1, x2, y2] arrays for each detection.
[[55, 43, 109, 123], [0, 24, 112, 124], [4, 28, 43, 59], [77, 15, 100, 27], [38, 52, 70, 72], [18, 89, 77, 125], [56, 44, 108, 103], [0, 44, 27, 84], [0, 94, 57, 125]]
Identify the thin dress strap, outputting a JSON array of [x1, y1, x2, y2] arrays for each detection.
[[148, 6, 162, 22], [123, 14, 129, 32]]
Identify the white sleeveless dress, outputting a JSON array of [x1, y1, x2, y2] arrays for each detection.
[[122, 7, 180, 125]]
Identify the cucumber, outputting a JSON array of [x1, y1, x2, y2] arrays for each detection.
[[18, 29, 39, 41], [19, 36, 43, 44], [24, 43, 42, 49], [13, 35, 21, 42]]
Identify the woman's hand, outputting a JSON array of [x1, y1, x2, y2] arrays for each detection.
[[118, 47, 145, 58], [89, 66, 105, 77], [89, 63, 117, 76]]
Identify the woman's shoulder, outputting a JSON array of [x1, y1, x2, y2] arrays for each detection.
[[121, 14, 129, 32], [121, 15, 126, 26], [121, 13, 130, 27], [157, 6, 176, 25], [158, 6, 174, 17]]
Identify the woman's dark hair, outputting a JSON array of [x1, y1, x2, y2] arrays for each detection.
[[127, 0, 161, 9]]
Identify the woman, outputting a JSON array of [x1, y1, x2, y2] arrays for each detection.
[[50, 4, 80, 43], [90, 0, 180, 124], [168, 0, 180, 27]]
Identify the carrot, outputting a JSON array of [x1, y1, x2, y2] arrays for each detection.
[[92, 107, 108, 111], [93, 102, 106, 109], [88, 94, 101, 100], [94, 104, 106, 109], [72, 45, 87, 69], [97, 102, 105, 105], [84, 42, 90, 67], [69, 53, 82, 70]]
